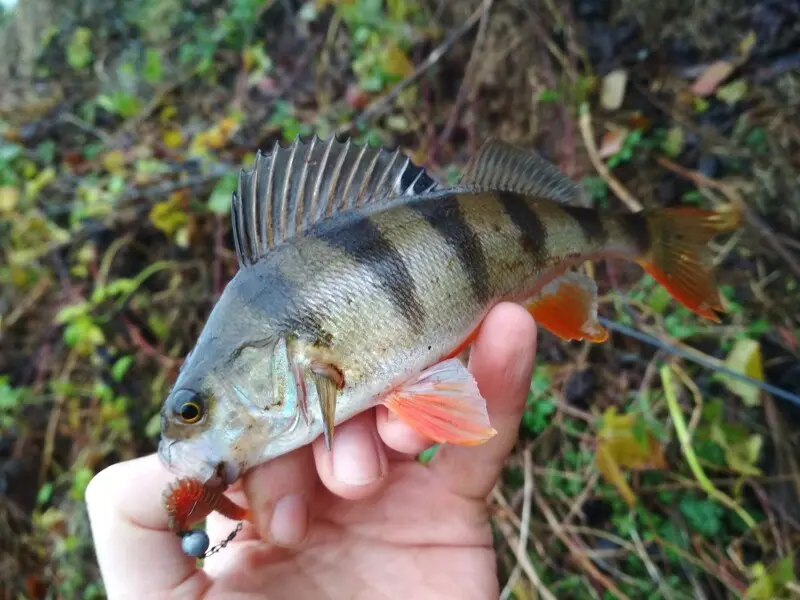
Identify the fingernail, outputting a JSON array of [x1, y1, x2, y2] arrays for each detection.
[[269, 494, 308, 547], [332, 423, 385, 486]]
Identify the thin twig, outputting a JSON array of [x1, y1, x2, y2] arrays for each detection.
[[340, 3, 486, 135], [437, 0, 493, 147], [531, 484, 634, 600], [578, 104, 643, 212]]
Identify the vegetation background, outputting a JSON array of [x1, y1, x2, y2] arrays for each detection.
[[1, 0, 799, 597]]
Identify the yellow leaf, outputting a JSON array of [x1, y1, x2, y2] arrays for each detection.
[[102, 150, 126, 175], [163, 129, 183, 148], [0, 185, 20, 212], [721, 338, 764, 406], [738, 31, 757, 59], [24, 167, 56, 202], [381, 45, 414, 79], [149, 194, 188, 237], [594, 407, 667, 508], [596, 445, 638, 507]]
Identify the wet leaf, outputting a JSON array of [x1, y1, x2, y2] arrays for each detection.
[[719, 337, 764, 406], [600, 69, 627, 111], [690, 61, 735, 97], [595, 407, 667, 508]]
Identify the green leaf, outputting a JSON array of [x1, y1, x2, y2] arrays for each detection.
[[70, 467, 94, 501], [719, 337, 764, 406], [208, 173, 238, 215], [143, 48, 164, 84], [678, 497, 724, 537], [67, 27, 93, 71], [111, 356, 134, 382], [37, 482, 54, 505]]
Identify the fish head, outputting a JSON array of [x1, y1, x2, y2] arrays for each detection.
[[158, 283, 304, 487]]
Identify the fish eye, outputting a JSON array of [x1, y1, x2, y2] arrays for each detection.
[[170, 389, 204, 425]]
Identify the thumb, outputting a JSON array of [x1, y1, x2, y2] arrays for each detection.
[[430, 302, 537, 499], [86, 454, 210, 598]]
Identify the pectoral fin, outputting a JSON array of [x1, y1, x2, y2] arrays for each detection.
[[311, 367, 341, 451], [381, 358, 496, 446], [525, 271, 608, 343], [288, 337, 345, 451]]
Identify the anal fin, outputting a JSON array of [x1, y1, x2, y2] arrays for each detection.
[[525, 272, 608, 343], [381, 358, 496, 446]]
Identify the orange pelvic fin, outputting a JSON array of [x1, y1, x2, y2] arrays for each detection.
[[381, 358, 496, 446], [525, 272, 608, 343], [637, 206, 741, 322]]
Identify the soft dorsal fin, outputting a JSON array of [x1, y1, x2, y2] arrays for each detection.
[[460, 138, 583, 204], [231, 135, 440, 267]]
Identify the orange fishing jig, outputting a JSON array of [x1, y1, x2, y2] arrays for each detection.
[[163, 477, 250, 558]]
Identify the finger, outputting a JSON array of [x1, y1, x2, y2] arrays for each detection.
[[85, 454, 210, 598], [375, 405, 436, 457], [430, 302, 537, 499], [312, 409, 389, 500], [202, 445, 315, 577]]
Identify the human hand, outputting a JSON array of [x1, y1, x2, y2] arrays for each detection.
[[86, 303, 538, 599]]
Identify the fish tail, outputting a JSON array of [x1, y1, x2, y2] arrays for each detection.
[[636, 205, 741, 322]]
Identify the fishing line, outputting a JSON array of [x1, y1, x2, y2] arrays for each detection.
[[596, 316, 800, 409]]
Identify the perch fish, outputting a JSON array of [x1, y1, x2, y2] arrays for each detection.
[[157, 135, 740, 487]]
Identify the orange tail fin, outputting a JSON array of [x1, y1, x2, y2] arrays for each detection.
[[637, 206, 741, 322]]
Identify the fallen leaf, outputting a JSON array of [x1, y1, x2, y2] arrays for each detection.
[[598, 128, 627, 159], [690, 60, 735, 97], [0, 185, 20, 212], [24, 167, 56, 202], [595, 407, 667, 508], [720, 337, 764, 406], [600, 69, 628, 111], [710, 422, 762, 477], [381, 44, 414, 79], [661, 126, 684, 157], [102, 150, 126, 175], [162, 130, 183, 148], [149, 193, 188, 237], [716, 79, 748, 105], [738, 31, 757, 59]]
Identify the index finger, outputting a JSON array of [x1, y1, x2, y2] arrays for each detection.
[[85, 454, 211, 599]]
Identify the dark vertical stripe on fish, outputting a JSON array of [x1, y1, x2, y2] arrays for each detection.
[[409, 194, 492, 304], [497, 192, 548, 261], [619, 213, 652, 254], [315, 215, 425, 333], [560, 205, 609, 246]]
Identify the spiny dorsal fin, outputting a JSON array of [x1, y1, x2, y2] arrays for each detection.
[[460, 138, 583, 204], [231, 135, 440, 267]]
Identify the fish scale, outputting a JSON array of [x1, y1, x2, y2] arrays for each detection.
[[157, 135, 741, 486]]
